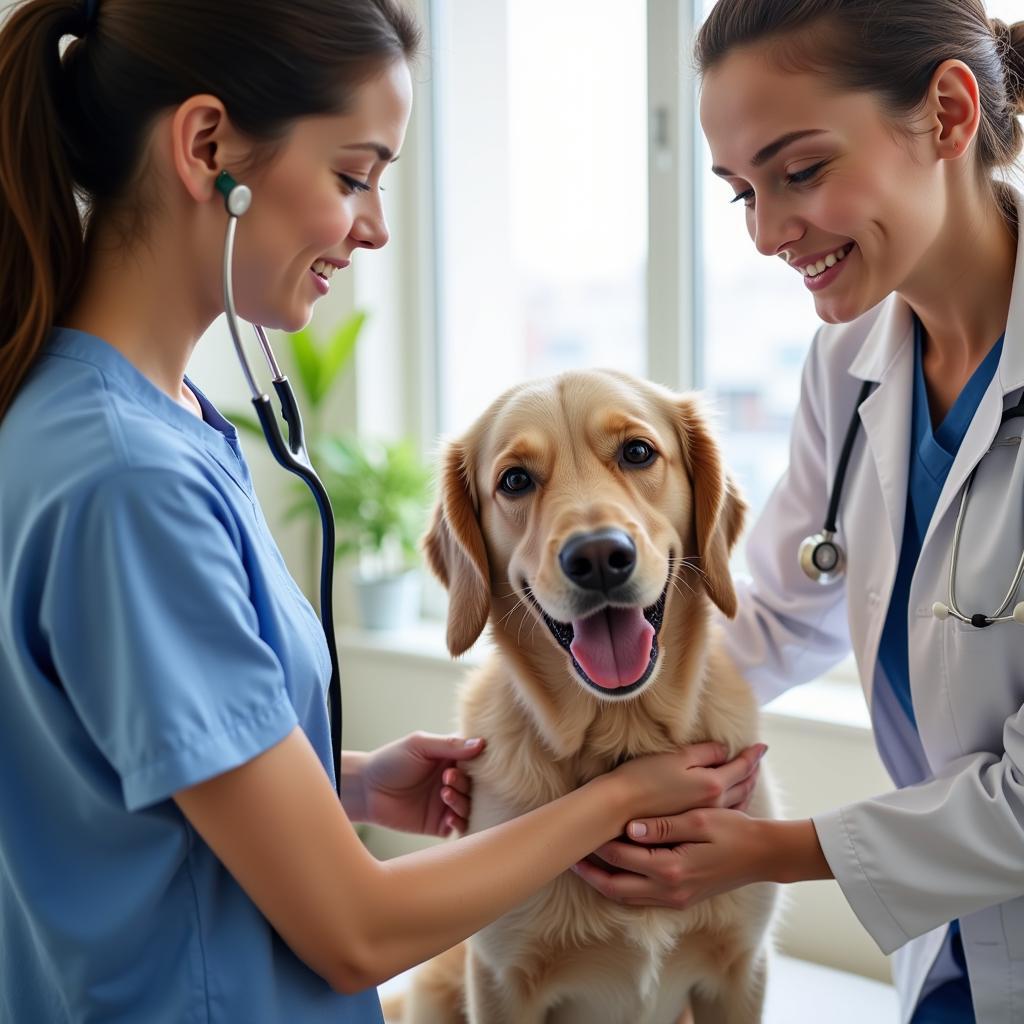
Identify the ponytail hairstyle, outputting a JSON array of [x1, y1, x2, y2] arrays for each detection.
[[0, 0, 421, 422], [695, 1, 1024, 187]]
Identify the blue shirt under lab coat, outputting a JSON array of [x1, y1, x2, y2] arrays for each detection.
[[0, 328, 383, 1023]]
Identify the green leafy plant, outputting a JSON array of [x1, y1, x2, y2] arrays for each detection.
[[227, 312, 432, 576], [228, 311, 365, 439], [308, 434, 431, 574]]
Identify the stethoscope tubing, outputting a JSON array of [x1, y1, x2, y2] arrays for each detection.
[[811, 379, 1024, 630], [824, 379, 875, 534], [219, 174, 343, 795], [940, 433, 1024, 628]]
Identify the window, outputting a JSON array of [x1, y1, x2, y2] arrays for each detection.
[[429, 0, 1023, 518], [431, 0, 649, 437], [694, 1, 821, 549]]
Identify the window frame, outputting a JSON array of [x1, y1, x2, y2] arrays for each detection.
[[413, 0, 706, 451]]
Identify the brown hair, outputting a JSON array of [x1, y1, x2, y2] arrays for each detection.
[[695, 1, 1024, 172], [0, 0, 420, 421]]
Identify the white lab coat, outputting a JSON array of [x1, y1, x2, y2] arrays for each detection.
[[722, 187, 1024, 1024]]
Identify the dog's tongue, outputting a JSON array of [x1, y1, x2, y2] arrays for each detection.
[[569, 606, 655, 689]]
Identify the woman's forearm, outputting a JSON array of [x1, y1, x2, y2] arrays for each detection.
[[761, 818, 833, 883], [176, 729, 717, 995], [338, 750, 369, 822], [350, 772, 633, 987]]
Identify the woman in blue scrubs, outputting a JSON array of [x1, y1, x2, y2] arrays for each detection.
[[0, 2, 768, 1021]]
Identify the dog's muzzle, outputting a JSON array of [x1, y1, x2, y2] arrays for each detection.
[[525, 541, 673, 698], [558, 529, 636, 593]]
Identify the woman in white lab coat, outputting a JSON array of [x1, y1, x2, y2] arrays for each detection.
[[571, 3, 1024, 1022]]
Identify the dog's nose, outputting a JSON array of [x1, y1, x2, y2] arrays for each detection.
[[559, 529, 637, 592]]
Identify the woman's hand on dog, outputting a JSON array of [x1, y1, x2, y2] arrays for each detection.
[[606, 741, 766, 821], [346, 732, 485, 838], [572, 810, 832, 908], [574, 742, 771, 907]]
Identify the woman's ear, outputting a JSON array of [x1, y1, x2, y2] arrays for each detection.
[[674, 395, 748, 618], [928, 59, 982, 160], [166, 94, 242, 203], [422, 440, 492, 656]]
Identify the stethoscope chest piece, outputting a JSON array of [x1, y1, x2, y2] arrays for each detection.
[[799, 530, 846, 584]]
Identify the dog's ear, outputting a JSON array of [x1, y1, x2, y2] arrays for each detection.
[[674, 396, 748, 618], [422, 440, 492, 656]]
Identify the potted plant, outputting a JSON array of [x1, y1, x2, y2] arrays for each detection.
[[227, 312, 432, 630], [310, 433, 431, 629]]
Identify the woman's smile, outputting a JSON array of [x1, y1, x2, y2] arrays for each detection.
[[789, 242, 858, 292]]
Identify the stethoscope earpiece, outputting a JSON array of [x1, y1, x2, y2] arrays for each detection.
[[215, 170, 252, 218]]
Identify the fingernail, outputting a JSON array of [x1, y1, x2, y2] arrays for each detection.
[[629, 821, 648, 838], [756, 744, 769, 761], [465, 738, 482, 746]]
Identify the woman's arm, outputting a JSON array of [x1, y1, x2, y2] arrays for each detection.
[[175, 727, 762, 994], [719, 328, 855, 704], [338, 749, 371, 822]]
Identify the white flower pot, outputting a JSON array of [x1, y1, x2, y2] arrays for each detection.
[[354, 569, 421, 631]]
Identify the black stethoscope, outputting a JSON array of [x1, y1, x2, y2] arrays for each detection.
[[798, 379, 875, 585], [799, 379, 1024, 629], [215, 170, 343, 793]]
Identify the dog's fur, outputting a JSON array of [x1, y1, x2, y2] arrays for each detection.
[[396, 370, 777, 1023]]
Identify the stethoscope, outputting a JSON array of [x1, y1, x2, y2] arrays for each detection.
[[215, 170, 343, 793], [799, 379, 1024, 629]]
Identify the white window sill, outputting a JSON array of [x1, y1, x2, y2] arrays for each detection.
[[339, 621, 870, 734]]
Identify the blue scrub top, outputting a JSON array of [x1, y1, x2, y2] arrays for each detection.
[[877, 318, 1003, 1024], [0, 329, 383, 1023]]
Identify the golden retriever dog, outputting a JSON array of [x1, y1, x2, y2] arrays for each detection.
[[397, 369, 777, 1023]]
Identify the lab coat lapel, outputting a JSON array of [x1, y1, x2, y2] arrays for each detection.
[[850, 299, 915, 561]]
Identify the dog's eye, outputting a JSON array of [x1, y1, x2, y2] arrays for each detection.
[[621, 440, 657, 467], [499, 468, 534, 495]]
